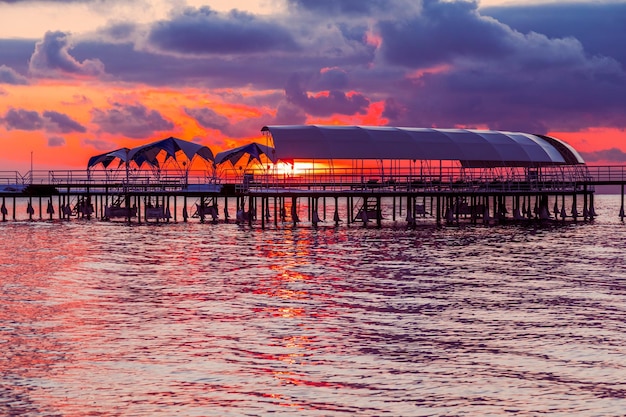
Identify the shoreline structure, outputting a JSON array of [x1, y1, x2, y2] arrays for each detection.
[[2, 125, 626, 226]]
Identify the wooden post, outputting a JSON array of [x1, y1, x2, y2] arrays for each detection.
[[376, 195, 382, 228]]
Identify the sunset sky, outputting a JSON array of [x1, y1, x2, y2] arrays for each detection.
[[1, 0, 625, 171]]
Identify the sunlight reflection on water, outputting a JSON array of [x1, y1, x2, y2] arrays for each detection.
[[1, 196, 626, 416]]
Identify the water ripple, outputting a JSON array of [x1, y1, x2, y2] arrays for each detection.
[[1, 196, 626, 415]]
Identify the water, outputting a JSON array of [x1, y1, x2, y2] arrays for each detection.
[[2, 195, 626, 416]]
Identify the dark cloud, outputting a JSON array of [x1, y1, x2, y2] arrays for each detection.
[[185, 106, 276, 138], [92, 102, 174, 139], [313, 67, 350, 91], [581, 148, 626, 163], [0, 65, 28, 85], [1, 0, 625, 141], [29, 31, 105, 77], [378, 0, 511, 68], [0, 40, 36, 75], [48, 136, 66, 147], [2, 108, 43, 130], [43, 111, 86, 133], [83, 138, 114, 151], [148, 6, 298, 55], [287, 0, 390, 15], [1, 107, 88, 132], [274, 103, 306, 125], [481, 2, 626, 67], [184, 107, 229, 131], [372, 0, 626, 132], [285, 73, 369, 116]]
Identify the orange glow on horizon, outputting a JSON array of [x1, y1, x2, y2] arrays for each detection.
[[2, 74, 626, 171], [549, 128, 626, 165]]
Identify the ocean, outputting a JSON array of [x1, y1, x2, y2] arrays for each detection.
[[1, 194, 626, 416]]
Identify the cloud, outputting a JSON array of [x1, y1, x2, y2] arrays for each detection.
[[2, 108, 43, 130], [184, 106, 276, 138], [287, 0, 399, 16], [43, 111, 86, 133], [148, 6, 298, 55], [369, 0, 626, 132], [61, 94, 92, 106], [378, 0, 511, 68], [0, 65, 28, 85], [29, 31, 106, 77], [285, 73, 370, 116], [91, 102, 174, 139], [184, 107, 229, 131], [580, 148, 626, 163], [83, 138, 114, 151], [481, 2, 626, 68], [48, 136, 66, 147], [1, 0, 626, 147], [1, 107, 88, 133]]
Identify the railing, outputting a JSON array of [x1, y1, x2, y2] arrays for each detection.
[[585, 166, 626, 182], [4, 165, 625, 194], [0, 171, 28, 185]]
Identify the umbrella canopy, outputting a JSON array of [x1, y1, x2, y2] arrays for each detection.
[[87, 137, 215, 170], [127, 137, 214, 168], [87, 147, 131, 169], [214, 142, 275, 166]]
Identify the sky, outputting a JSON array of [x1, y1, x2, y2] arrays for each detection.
[[1, 0, 626, 171]]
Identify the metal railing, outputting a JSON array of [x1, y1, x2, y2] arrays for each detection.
[[3, 164, 624, 194]]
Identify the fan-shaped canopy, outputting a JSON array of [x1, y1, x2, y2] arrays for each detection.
[[87, 147, 131, 169], [127, 137, 214, 168], [214, 142, 275, 166], [87, 137, 215, 169], [261, 125, 585, 168]]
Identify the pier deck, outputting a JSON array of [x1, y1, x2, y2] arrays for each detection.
[[0, 165, 624, 226]]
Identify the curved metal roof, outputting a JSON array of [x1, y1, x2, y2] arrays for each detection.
[[261, 125, 585, 167]]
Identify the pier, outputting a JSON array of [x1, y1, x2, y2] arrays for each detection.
[[1, 125, 623, 228], [1, 164, 622, 227]]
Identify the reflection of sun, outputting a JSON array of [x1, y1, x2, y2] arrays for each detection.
[[275, 307, 305, 318]]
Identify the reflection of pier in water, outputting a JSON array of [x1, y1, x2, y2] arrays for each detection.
[[2, 164, 626, 227]]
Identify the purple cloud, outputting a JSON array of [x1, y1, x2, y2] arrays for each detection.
[[1, 107, 88, 133], [29, 31, 105, 77], [43, 111, 86, 133], [1, 0, 625, 143], [2, 108, 44, 130], [92, 102, 174, 139], [83, 138, 115, 151], [481, 2, 626, 68], [287, 0, 390, 15], [378, 0, 511, 68], [0, 65, 28, 85], [184, 107, 229, 131], [148, 7, 298, 55], [581, 148, 626, 163], [285, 73, 369, 116], [185, 106, 276, 138], [48, 136, 66, 147]]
